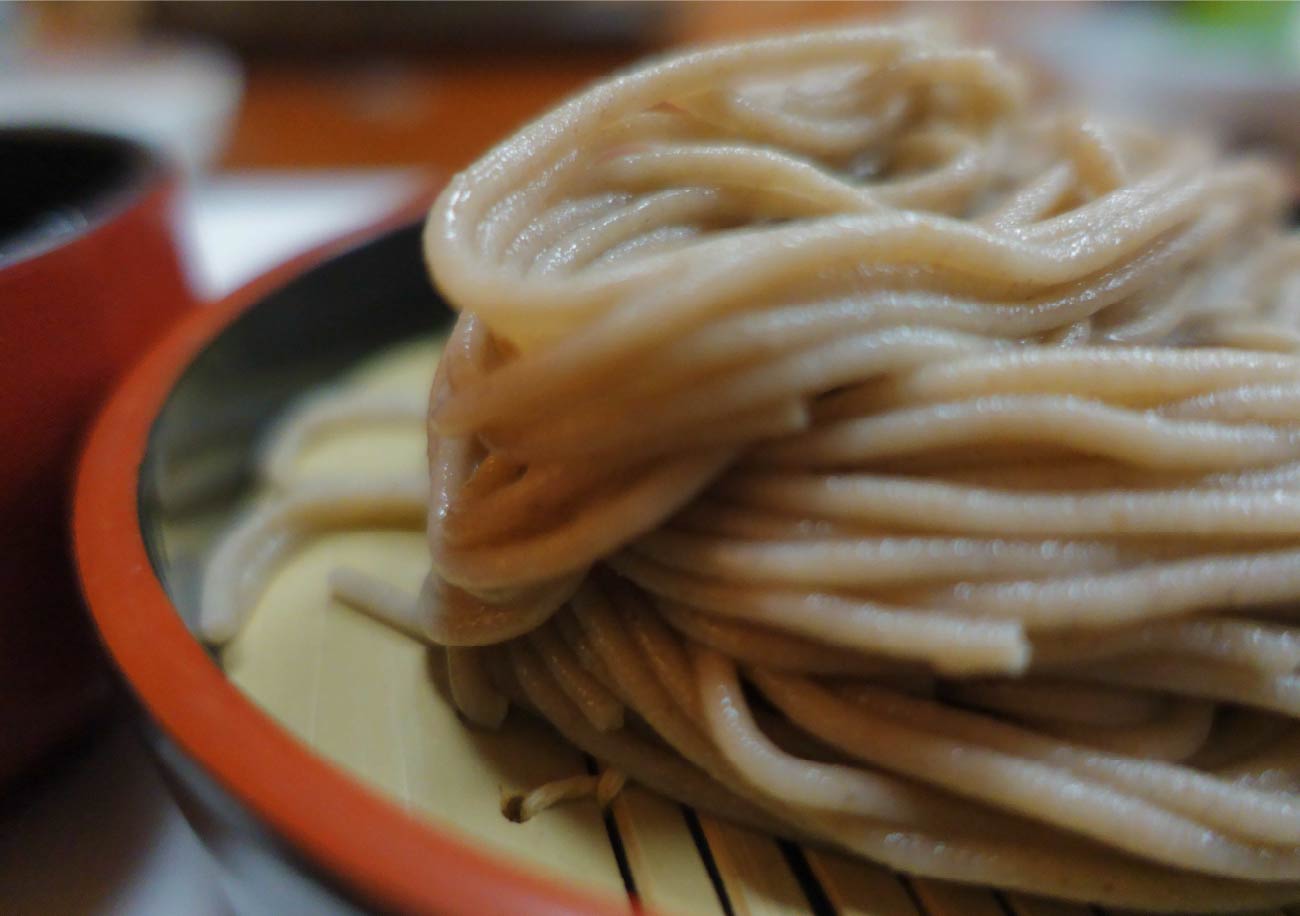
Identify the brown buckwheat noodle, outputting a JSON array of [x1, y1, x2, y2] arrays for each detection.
[[202, 24, 1300, 911]]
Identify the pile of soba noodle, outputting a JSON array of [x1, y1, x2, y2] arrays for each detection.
[[203, 24, 1300, 911]]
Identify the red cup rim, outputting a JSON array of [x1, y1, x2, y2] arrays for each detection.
[[72, 188, 629, 916]]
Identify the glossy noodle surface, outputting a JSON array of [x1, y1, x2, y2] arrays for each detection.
[[209, 25, 1300, 912]]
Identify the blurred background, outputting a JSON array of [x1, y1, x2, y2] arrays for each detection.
[[2, 3, 1300, 914], [4, 0, 1299, 179], [6, 0, 1299, 307]]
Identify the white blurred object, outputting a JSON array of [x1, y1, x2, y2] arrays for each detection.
[[177, 169, 428, 301], [988, 3, 1300, 154], [0, 41, 243, 174]]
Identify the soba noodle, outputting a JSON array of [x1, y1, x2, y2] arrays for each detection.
[[203, 24, 1300, 911]]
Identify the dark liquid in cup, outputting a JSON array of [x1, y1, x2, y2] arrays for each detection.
[[0, 129, 150, 265]]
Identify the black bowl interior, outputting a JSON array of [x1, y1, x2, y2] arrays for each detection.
[[138, 222, 453, 636]]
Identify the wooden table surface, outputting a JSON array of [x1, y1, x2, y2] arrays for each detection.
[[218, 2, 892, 173]]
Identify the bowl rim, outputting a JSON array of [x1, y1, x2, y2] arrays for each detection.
[[72, 192, 629, 916]]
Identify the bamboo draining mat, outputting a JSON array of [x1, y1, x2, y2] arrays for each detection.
[[216, 340, 1296, 916]]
